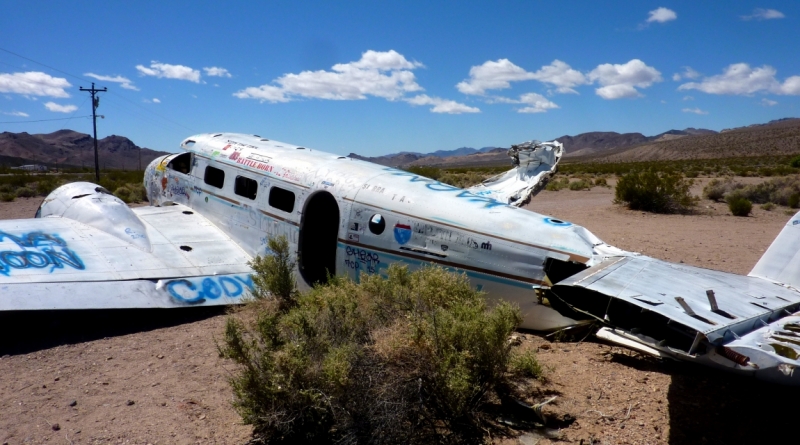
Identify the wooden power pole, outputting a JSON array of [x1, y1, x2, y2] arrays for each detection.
[[79, 82, 107, 182]]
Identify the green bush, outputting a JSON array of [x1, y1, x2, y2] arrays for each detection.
[[220, 237, 533, 444], [568, 179, 592, 191], [727, 194, 752, 217], [594, 177, 608, 187], [762, 202, 775, 211], [113, 186, 132, 203], [703, 178, 743, 202], [510, 350, 544, 380], [248, 236, 297, 310], [614, 170, 698, 213], [0, 193, 15, 202], [790, 155, 800, 168], [405, 165, 442, 181], [790, 193, 800, 209], [15, 187, 37, 198]]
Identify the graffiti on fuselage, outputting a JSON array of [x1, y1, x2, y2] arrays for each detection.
[[165, 274, 254, 304], [344, 246, 382, 276], [382, 168, 508, 209], [0, 231, 85, 276]]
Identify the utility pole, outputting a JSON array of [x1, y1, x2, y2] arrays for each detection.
[[79, 82, 107, 182]]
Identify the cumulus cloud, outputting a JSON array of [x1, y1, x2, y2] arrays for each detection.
[[203, 67, 232, 78], [517, 93, 559, 113], [678, 63, 800, 95], [44, 102, 77, 113], [2, 111, 29, 117], [0, 72, 71, 98], [672, 66, 700, 81], [647, 7, 677, 23], [742, 8, 785, 20], [761, 98, 778, 106], [588, 59, 662, 99], [84, 73, 138, 90], [136, 61, 201, 83], [153, 98, 161, 103], [405, 94, 479, 114], [457, 59, 587, 95], [682, 107, 708, 115], [234, 50, 428, 104]]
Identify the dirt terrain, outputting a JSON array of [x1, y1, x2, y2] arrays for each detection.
[[2, 184, 800, 445]]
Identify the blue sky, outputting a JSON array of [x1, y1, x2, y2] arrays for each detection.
[[1, 1, 799, 156]]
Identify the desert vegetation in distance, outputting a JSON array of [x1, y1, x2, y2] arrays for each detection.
[[219, 236, 555, 445], [0, 168, 147, 203]]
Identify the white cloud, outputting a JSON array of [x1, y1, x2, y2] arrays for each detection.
[[136, 61, 201, 83], [672, 66, 700, 81], [457, 59, 587, 95], [0, 72, 71, 98], [647, 7, 677, 23], [405, 94, 479, 114], [2, 111, 29, 117], [203, 67, 232, 78], [682, 107, 708, 115], [517, 93, 559, 113], [234, 50, 425, 103], [683, 95, 694, 101], [84, 73, 138, 90], [742, 8, 785, 20], [44, 102, 77, 113], [588, 59, 662, 99], [456, 59, 535, 95], [153, 98, 161, 103], [761, 98, 778, 106], [678, 63, 800, 95]]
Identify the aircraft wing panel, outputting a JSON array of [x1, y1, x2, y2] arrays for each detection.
[[0, 204, 252, 284]]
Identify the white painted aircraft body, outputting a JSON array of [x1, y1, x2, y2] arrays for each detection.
[[4, 132, 800, 385]]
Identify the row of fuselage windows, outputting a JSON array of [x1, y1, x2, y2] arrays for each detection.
[[203, 165, 295, 213]]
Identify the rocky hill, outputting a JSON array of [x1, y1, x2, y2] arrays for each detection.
[[572, 118, 800, 163], [0, 130, 170, 170]]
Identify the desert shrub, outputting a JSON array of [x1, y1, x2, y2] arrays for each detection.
[[685, 170, 699, 178], [727, 194, 752, 216], [0, 184, 12, 193], [614, 170, 697, 213], [220, 239, 532, 444], [510, 350, 544, 380], [790, 194, 800, 209], [248, 236, 297, 309], [545, 180, 564, 191], [568, 179, 592, 191], [761, 202, 775, 211], [0, 193, 15, 202], [733, 176, 800, 206], [791, 155, 800, 168], [113, 186, 131, 203], [128, 183, 148, 202], [439, 171, 488, 188], [35, 177, 61, 196], [14, 187, 36, 198], [703, 178, 743, 202], [594, 177, 608, 187], [405, 166, 442, 181]]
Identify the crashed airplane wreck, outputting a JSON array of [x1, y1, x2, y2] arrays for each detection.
[[3, 132, 800, 385]]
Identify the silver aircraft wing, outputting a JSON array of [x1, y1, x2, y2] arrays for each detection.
[[550, 254, 800, 384], [0, 184, 253, 310]]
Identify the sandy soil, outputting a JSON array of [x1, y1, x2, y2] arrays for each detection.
[[2, 184, 800, 445]]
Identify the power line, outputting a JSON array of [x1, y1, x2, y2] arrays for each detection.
[[0, 46, 197, 134], [0, 115, 91, 124]]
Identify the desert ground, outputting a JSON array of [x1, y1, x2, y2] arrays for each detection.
[[2, 179, 800, 445]]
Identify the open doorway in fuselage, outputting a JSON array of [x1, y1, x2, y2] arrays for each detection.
[[298, 191, 340, 286]]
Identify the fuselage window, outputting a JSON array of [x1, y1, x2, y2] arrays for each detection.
[[204, 166, 225, 189], [369, 214, 385, 234], [269, 186, 295, 213], [234, 175, 258, 200], [167, 152, 192, 174]]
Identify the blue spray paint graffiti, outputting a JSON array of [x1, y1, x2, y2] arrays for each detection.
[[0, 231, 85, 276], [382, 169, 508, 209], [166, 274, 254, 304]]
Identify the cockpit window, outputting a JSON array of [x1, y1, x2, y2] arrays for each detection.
[[204, 166, 225, 189], [167, 153, 192, 174]]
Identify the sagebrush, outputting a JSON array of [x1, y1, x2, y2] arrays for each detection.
[[614, 170, 697, 213], [220, 237, 541, 444]]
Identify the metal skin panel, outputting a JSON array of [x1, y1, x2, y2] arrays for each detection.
[[750, 211, 800, 288]]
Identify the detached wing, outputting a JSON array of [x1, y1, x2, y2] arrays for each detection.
[[0, 204, 253, 310]]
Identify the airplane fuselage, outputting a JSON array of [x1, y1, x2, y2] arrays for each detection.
[[144, 133, 601, 330]]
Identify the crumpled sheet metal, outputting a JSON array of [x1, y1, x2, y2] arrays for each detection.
[[465, 140, 564, 207]]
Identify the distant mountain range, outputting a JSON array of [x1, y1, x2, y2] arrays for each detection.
[[0, 130, 170, 170], [350, 118, 799, 167]]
